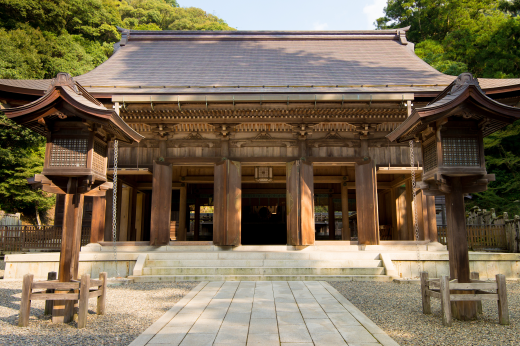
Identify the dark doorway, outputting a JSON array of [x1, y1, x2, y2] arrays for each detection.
[[241, 183, 287, 245]]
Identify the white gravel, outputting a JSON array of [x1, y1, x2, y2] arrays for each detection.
[[329, 280, 520, 346], [0, 279, 197, 346]]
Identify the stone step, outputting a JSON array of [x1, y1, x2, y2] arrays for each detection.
[[146, 251, 381, 261], [144, 259, 383, 268], [142, 267, 385, 276], [128, 274, 394, 282]]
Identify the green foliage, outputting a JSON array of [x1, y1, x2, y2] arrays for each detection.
[[0, 113, 55, 222], [378, 1, 520, 215]]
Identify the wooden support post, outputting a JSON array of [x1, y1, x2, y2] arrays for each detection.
[[470, 272, 483, 314], [178, 186, 187, 241], [135, 193, 144, 241], [90, 196, 106, 243], [390, 187, 399, 240], [496, 274, 510, 325], [341, 180, 350, 240], [328, 194, 335, 240], [427, 196, 438, 243], [214, 159, 242, 246], [18, 274, 33, 327], [44, 271, 57, 315], [54, 178, 84, 323], [129, 187, 138, 241], [447, 177, 477, 320], [150, 161, 172, 246], [78, 274, 90, 329], [119, 186, 130, 241], [194, 196, 200, 241], [97, 272, 107, 315], [104, 189, 113, 241], [440, 275, 452, 327], [355, 161, 379, 245], [420, 271, 432, 314], [405, 179, 414, 240], [286, 160, 315, 246]]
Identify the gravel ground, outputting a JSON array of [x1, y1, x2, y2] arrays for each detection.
[[0, 280, 197, 346], [329, 280, 520, 346]]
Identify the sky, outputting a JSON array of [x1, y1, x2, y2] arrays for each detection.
[[178, 0, 388, 31]]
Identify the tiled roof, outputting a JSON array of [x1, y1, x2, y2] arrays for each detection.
[[0, 30, 519, 96]]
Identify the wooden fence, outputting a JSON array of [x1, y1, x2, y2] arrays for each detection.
[[437, 224, 508, 250], [0, 226, 90, 252]]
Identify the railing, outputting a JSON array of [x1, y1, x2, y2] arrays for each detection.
[[0, 226, 91, 252], [437, 224, 507, 250]]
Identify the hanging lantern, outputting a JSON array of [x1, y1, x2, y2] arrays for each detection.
[[254, 166, 273, 183]]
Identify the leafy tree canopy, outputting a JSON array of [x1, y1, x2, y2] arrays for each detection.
[[377, 1, 520, 215]]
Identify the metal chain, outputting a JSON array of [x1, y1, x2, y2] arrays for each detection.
[[410, 140, 422, 278], [112, 140, 119, 277]]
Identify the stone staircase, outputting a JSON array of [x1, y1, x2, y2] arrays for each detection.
[[129, 250, 395, 282]]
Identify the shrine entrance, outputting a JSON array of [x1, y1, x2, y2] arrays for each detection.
[[241, 184, 287, 245]]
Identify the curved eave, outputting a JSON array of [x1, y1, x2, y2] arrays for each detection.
[[3, 87, 143, 144], [388, 84, 520, 142]]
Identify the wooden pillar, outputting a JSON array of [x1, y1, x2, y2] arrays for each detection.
[[328, 194, 335, 240], [405, 179, 414, 240], [355, 161, 379, 245], [420, 191, 429, 241], [446, 177, 477, 320], [427, 196, 438, 242], [90, 195, 106, 243], [194, 196, 200, 241], [341, 181, 350, 240], [178, 186, 187, 241], [150, 161, 172, 246], [104, 189, 113, 241], [213, 159, 241, 246], [286, 160, 315, 246], [390, 187, 398, 240], [129, 187, 138, 241], [119, 186, 130, 241], [135, 193, 144, 241], [53, 178, 84, 323]]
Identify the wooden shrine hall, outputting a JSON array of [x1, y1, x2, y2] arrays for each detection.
[[2, 28, 520, 247]]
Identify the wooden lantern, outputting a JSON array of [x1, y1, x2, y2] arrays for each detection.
[[3, 72, 142, 323], [388, 73, 520, 321]]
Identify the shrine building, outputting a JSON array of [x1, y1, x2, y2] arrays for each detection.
[[2, 28, 520, 248]]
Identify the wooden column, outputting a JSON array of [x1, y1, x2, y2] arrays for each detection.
[[420, 191, 429, 241], [53, 178, 84, 323], [405, 179, 414, 240], [135, 193, 144, 241], [328, 194, 335, 240], [129, 187, 138, 241], [104, 189, 113, 241], [286, 160, 315, 246], [119, 186, 130, 241], [341, 181, 350, 240], [427, 196, 438, 242], [446, 177, 477, 320], [150, 161, 172, 246], [355, 161, 379, 245], [390, 187, 399, 240], [213, 159, 241, 246], [90, 195, 106, 243], [194, 196, 200, 241], [178, 186, 187, 241]]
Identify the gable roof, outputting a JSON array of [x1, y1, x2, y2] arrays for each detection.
[[1, 29, 519, 98]]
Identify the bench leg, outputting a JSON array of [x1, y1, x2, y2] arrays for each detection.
[[78, 274, 90, 329], [440, 275, 452, 327], [18, 274, 33, 327], [97, 272, 107, 315], [496, 274, 509, 325], [420, 272, 431, 314]]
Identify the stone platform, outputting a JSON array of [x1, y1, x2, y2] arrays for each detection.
[[129, 281, 399, 346]]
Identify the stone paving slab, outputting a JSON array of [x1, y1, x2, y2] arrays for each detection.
[[129, 281, 399, 346]]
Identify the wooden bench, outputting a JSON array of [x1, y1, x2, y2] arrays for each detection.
[[420, 271, 509, 326], [18, 272, 107, 328]]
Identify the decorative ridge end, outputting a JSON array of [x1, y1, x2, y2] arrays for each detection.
[[449, 73, 479, 95], [47, 73, 80, 95]]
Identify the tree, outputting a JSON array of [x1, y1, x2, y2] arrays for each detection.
[[0, 113, 55, 223]]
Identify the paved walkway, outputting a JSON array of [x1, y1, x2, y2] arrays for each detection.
[[130, 281, 399, 346]]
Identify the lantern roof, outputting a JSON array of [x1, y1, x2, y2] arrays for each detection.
[[2, 73, 143, 143], [387, 73, 520, 143]]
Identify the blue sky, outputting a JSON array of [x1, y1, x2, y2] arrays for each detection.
[[179, 0, 387, 31]]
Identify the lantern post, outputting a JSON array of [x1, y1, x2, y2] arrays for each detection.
[[388, 73, 520, 320]]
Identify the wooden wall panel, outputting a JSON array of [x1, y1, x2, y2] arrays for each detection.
[[213, 160, 242, 246], [355, 161, 379, 245], [150, 162, 172, 245], [286, 160, 315, 246]]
